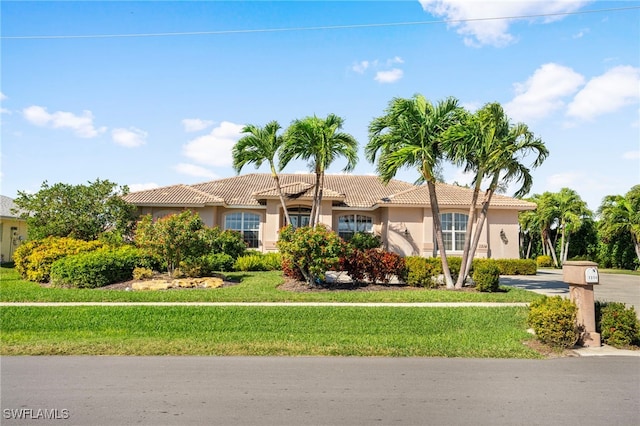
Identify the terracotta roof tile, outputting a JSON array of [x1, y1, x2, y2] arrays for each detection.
[[123, 174, 535, 210]]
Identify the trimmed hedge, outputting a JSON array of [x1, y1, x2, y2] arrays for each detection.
[[536, 255, 553, 268], [50, 246, 157, 288], [473, 260, 500, 292], [14, 237, 104, 282], [528, 296, 579, 349], [596, 301, 640, 347], [234, 252, 282, 272]]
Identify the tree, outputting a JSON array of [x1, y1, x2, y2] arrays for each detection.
[[598, 185, 640, 265], [366, 95, 461, 289], [232, 121, 292, 225], [442, 102, 548, 287], [280, 114, 358, 227], [13, 179, 137, 241], [554, 188, 591, 263]]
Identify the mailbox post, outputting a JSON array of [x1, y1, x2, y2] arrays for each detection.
[[562, 261, 601, 347]]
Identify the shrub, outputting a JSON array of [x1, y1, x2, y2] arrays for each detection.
[[404, 256, 442, 288], [13, 237, 104, 282], [364, 250, 406, 284], [199, 227, 247, 260], [50, 245, 152, 288], [493, 259, 537, 275], [473, 260, 501, 292], [234, 252, 282, 272], [347, 232, 382, 250], [277, 225, 345, 285], [133, 267, 154, 280], [528, 296, 580, 349], [536, 255, 553, 268], [181, 253, 235, 277], [596, 302, 640, 347]]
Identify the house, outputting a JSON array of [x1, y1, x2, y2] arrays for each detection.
[[123, 174, 536, 259], [0, 196, 28, 263]]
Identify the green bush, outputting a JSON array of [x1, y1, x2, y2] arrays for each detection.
[[234, 252, 282, 272], [473, 260, 500, 292], [132, 267, 153, 280], [596, 302, 640, 347], [536, 255, 553, 268], [347, 232, 382, 250], [13, 237, 104, 282], [180, 253, 235, 277], [199, 227, 247, 260], [494, 259, 537, 275], [528, 296, 579, 349], [277, 225, 345, 285], [50, 246, 153, 288], [404, 257, 442, 288]]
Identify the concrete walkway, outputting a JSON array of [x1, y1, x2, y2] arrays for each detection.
[[0, 301, 528, 307]]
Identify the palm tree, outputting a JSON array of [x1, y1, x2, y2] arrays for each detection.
[[232, 121, 292, 225], [366, 95, 461, 289], [280, 114, 358, 227], [598, 185, 640, 263], [443, 102, 548, 287], [555, 188, 591, 263]]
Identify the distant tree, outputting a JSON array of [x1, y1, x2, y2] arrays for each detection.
[[233, 121, 292, 225], [280, 114, 358, 227], [554, 188, 591, 263], [13, 179, 137, 241], [598, 185, 640, 265], [367, 95, 461, 289]]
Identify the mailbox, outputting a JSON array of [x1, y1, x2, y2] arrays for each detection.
[[562, 261, 600, 347], [563, 261, 599, 285]]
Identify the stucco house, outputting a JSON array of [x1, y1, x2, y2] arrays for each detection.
[[123, 173, 536, 259], [0, 195, 28, 263]]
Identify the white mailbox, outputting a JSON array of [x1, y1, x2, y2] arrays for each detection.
[[585, 267, 599, 284]]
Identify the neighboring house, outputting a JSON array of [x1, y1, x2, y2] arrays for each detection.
[[0, 195, 28, 262], [123, 173, 536, 259]]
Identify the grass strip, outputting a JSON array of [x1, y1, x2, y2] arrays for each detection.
[[0, 305, 541, 358], [0, 268, 541, 303]]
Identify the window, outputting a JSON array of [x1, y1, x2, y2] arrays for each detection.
[[338, 214, 373, 240], [440, 213, 467, 251], [225, 212, 260, 248], [287, 207, 311, 228]]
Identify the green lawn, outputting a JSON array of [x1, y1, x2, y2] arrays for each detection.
[[0, 267, 541, 303], [0, 305, 542, 358]]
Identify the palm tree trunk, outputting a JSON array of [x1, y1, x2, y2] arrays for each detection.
[[559, 222, 566, 265], [526, 238, 532, 259], [427, 180, 454, 289], [631, 231, 640, 263], [316, 171, 325, 226], [309, 171, 321, 227], [462, 185, 496, 287], [455, 179, 481, 288], [271, 166, 292, 226], [547, 237, 559, 267]]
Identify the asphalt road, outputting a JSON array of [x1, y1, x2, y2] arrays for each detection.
[[2, 356, 639, 425]]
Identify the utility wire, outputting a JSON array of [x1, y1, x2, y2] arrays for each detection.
[[2, 5, 639, 40]]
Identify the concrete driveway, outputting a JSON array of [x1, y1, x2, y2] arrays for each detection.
[[501, 270, 640, 317]]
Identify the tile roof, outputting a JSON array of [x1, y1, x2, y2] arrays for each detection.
[[123, 174, 536, 210], [0, 195, 27, 218]]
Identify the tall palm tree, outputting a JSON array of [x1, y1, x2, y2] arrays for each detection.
[[280, 114, 358, 227], [232, 121, 292, 225], [366, 95, 461, 289], [443, 102, 548, 287], [555, 187, 591, 263], [598, 185, 640, 263]]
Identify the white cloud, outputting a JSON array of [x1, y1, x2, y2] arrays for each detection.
[[128, 183, 159, 192], [572, 28, 589, 39], [182, 121, 244, 167], [622, 150, 640, 160], [0, 108, 11, 115], [419, 1, 590, 47], [22, 105, 106, 138], [112, 127, 148, 148], [374, 68, 404, 84], [0, 92, 7, 101], [173, 163, 218, 179], [182, 118, 214, 132], [352, 60, 370, 74], [566, 65, 640, 120], [504, 63, 585, 122], [546, 171, 584, 190]]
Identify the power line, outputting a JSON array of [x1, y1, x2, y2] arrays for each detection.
[[2, 5, 639, 40]]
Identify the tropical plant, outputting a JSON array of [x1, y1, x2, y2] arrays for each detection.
[[12, 179, 137, 241], [554, 188, 591, 263], [366, 94, 461, 289], [233, 121, 291, 225], [280, 114, 358, 227], [443, 102, 548, 287], [598, 185, 640, 265]]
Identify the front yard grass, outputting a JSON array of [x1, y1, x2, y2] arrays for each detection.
[[0, 267, 541, 303], [0, 305, 542, 358]]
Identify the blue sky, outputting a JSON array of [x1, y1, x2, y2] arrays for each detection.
[[1, 0, 639, 212]]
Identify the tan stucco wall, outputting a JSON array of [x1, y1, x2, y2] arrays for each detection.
[[486, 209, 521, 259], [0, 218, 28, 262], [385, 207, 423, 257]]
